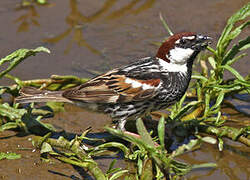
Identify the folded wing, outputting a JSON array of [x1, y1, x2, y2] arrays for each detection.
[[62, 70, 161, 104]]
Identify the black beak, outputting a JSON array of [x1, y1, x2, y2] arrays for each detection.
[[194, 34, 212, 50], [197, 34, 212, 42]]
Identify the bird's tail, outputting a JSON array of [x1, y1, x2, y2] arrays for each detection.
[[15, 87, 73, 104]]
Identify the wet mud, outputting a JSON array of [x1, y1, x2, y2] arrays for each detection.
[[0, 0, 249, 179]]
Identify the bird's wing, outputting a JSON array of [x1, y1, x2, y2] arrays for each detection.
[[62, 69, 161, 104]]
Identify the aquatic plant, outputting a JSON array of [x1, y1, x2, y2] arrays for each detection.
[[21, 0, 48, 6]]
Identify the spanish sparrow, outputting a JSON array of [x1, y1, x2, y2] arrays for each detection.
[[16, 32, 212, 131]]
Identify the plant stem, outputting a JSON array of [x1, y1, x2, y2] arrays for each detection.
[[198, 125, 250, 146], [34, 136, 106, 179]]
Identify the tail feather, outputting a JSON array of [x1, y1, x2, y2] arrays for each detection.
[[15, 87, 73, 104]]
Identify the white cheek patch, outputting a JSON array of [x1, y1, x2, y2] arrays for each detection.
[[167, 47, 194, 64], [125, 78, 155, 90], [158, 58, 187, 73]]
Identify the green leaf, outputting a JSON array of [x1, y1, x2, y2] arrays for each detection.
[[33, 132, 52, 148], [93, 142, 129, 157], [158, 116, 165, 149], [191, 163, 217, 170], [239, 42, 250, 50], [107, 159, 117, 174], [159, 12, 173, 36], [218, 138, 224, 151], [172, 139, 201, 157], [207, 83, 242, 91], [40, 142, 53, 154], [225, 53, 247, 67], [235, 79, 250, 87], [216, 3, 250, 56], [221, 65, 245, 81], [201, 136, 217, 144], [211, 91, 225, 110], [208, 56, 217, 69], [192, 75, 208, 82], [136, 118, 155, 147], [0, 103, 27, 120], [207, 46, 216, 54], [223, 36, 250, 65], [21, 112, 56, 135], [109, 170, 129, 180], [196, 81, 202, 101], [174, 101, 201, 120], [0, 122, 19, 132], [170, 159, 191, 175], [215, 111, 224, 126], [0, 152, 21, 160], [105, 127, 144, 149], [141, 159, 154, 180], [0, 47, 50, 79], [204, 93, 210, 117], [228, 21, 250, 40], [36, 0, 47, 4]]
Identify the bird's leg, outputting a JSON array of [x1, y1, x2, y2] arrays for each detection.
[[116, 117, 159, 147], [115, 118, 141, 138], [117, 118, 127, 131]]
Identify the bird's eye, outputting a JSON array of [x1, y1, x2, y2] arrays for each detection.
[[180, 39, 187, 44]]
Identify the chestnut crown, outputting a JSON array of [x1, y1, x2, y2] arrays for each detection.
[[156, 32, 212, 64]]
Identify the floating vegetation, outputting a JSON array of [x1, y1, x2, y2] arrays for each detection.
[[0, 152, 21, 160], [21, 0, 49, 7]]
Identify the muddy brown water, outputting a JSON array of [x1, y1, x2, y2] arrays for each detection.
[[0, 0, 249, 179]]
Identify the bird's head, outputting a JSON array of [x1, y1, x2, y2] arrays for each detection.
[[156, 32, 212, 65]]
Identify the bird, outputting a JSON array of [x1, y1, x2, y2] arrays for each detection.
[[15, 32, 212, 131]]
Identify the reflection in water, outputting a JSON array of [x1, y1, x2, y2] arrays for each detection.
[[14, 6, 40, 32], [106, 0, 156, 20], [75, 0, 117, 23], [14, 0, 156, 54], [43, 0, 106, 55], [181, 142, 250, 180]]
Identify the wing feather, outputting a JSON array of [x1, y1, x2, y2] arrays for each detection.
[[62, 69, 161, 103]]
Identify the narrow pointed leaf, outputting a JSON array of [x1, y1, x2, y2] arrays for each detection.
[[0, 152, 21, 160], [221, 65, 245, 81], [158, 116, 165, 149], [223, 36, 250, 65], [208, 56, 216, 69], [109, 170, 129, 180], [0, 47, 50, 79], [211, 91, 225, 110], [136, 118, 155, 147]]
